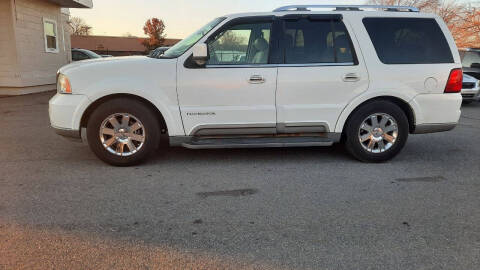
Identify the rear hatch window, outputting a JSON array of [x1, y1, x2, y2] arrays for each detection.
[[363, 18, 454, 64]]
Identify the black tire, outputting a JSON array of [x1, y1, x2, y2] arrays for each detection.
[[462, 100, 472, 105], [87, 98, 161, 166], [344, 100, 409, 163]]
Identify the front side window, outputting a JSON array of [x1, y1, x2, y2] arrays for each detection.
[[44, 19, 58, 53], [207, 22, 272, 65], [363, 18, 454, 64], [461, 51, 480, 68], [162, 17, 226, 58], [282, 18, 354, 64]]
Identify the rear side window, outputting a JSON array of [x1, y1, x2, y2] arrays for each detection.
[[282, 18, 355, 64], [363, 18, 454, 64]]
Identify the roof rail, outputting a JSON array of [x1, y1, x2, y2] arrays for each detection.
[[273, 5, 419, 12]]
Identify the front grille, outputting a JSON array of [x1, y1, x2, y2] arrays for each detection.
[[462, 94, 475, 98], [462, 82, 475, 89]]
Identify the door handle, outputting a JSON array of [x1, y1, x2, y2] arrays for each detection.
[[249, 75, 265, 84], [343, 73, 360, 82]]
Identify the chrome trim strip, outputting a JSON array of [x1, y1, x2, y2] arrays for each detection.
[[190, 123, 276, 136], [189, 123, 333, 136], [277, 122, 330, 133], [205, 62, 355, 69]]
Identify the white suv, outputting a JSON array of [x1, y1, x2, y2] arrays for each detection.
[[49, 5, 463, 166]]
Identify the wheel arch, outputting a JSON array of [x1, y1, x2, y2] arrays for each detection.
[[336, 95, 416, 135], [80, 93, 168, 134]]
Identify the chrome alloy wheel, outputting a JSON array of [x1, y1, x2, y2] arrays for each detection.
[[358, 113, 398, 153], [99, 113, 146, 156]]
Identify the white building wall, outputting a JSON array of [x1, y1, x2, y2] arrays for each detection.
[[0, 0, 73, 95], [0, 0, 20, 88]]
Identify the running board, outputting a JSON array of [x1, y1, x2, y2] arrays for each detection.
[[178, 136, 335, 149]]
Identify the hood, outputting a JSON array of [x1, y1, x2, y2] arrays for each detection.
[[59, 56, 150, 74]]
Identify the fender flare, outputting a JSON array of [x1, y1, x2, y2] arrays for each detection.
[[334, 91, 419, 133], [76, 90, 182, 136]]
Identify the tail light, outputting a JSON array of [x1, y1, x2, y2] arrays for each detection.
[[444, 68, 463, 93]]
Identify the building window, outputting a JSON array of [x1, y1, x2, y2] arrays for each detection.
[[43, 18, 59, 53]]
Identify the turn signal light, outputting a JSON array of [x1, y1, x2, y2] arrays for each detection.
[[57, 74, 72, 94], [444, 68, 463, 93]]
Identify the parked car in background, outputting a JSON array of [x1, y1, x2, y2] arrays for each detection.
[[459, 48, 480, 80], [71, 48, 102, 61], [149, 47, 170, 58], [50, 5, 463, 166], [461, 73, 480, 104]]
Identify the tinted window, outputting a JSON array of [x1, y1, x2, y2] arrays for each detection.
[[72, 51, 89, 61], [461, 51, 480, 68], [363, 18, 453, 64], [282, 19, 355, 64], [207, 22, 272, 65]]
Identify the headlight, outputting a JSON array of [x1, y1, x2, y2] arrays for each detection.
[[57, 74, 72, 94]]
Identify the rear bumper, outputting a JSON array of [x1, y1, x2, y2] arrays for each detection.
[[413, 123, 456, 134], [409, 93, 462, 134]]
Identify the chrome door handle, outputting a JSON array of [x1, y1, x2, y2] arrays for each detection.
[[343, 73, 360, 82], [249, 75, 265, 84]]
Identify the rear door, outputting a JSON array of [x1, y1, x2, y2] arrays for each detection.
[[275, 15, 369, 133]]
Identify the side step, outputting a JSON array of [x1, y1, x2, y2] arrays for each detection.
[[181, 136, 335, 149]]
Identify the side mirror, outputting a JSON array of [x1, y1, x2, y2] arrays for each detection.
[[470, 63, 480, 69], [192, 43, 208, 66]]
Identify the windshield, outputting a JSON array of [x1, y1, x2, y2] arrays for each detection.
[[162, 17, 226, 58], [85, 50, 102, 59], [462, 51, 480, 68]]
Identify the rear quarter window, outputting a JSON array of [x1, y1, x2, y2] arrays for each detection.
[[363, 18, 454, 64]]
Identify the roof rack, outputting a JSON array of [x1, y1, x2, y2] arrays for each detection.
[[273, 5, 419, 12]]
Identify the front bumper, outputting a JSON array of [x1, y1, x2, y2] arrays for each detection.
[[461, 88, 480, 101], [49, 93, 90, 139], [53, 126, 81, 138]]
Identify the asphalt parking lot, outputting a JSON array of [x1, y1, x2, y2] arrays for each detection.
[[1, 92, 479, 270]]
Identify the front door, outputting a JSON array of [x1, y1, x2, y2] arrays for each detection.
[[275, 15, 369, 133], [177, 18, 277, 136]]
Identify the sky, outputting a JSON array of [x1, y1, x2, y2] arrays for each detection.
[[70, 0, 364, 39]]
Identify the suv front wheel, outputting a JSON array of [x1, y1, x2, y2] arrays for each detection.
[[86, 98, 161, 166], [345, 100, 409, 162]]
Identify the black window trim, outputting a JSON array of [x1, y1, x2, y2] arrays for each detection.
[[184, 15, 359, 69]]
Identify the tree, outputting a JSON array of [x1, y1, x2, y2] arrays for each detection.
[[68, 17, 92, 36], [142, 18, 166, 51], [367, 0, 480, 48]]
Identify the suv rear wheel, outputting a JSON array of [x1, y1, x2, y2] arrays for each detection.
[[345, 100, 409, 162], [87, 98, 160, 166]]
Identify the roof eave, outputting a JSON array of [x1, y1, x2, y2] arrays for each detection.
[[46, 0, 93, 8]]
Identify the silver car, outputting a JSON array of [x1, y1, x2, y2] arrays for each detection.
[[462, 73, 480, 103]]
